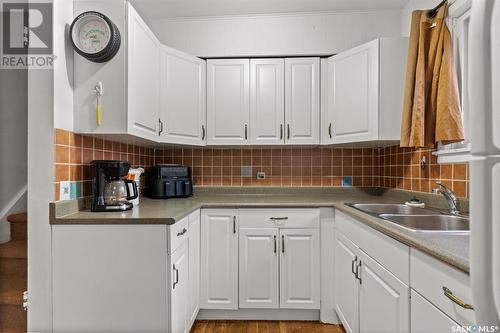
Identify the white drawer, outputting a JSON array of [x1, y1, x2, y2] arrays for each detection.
[[411, 289, 458, 333], [410, 248, 475, 326], [238, 208, 320, 229], [335, 210, 410, 284], [168, 215, 189, 254]]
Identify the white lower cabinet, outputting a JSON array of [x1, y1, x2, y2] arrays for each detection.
[[188, 210, 201, 328], [239, 228, 279, 308], [170, 241, 189, 333], [358, 250, 409, 333], [200, 209, 239, 309], [334, 232, 360, 333], [280, 228, 320, 309], [334, 230, 409, 333], [411, 289, 458, 333]]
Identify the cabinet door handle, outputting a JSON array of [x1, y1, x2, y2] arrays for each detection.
[[280, 124, 283, 140], [274, 235, 277, 253], [158, 118, 164, 136], [287, 124, 290, 140], [351, 256, 357, 276], [177, 228, 187, 237], [328, 123, 332, 139], [202, 125, 206, 140], [442, 287, 474, 310], [270, 216, 288, 221], [173, 264, 179, 289], [281, 235, 285, 253], [356, 261, 362, 284], [244, 124, 248, 140], [233, 216, 236, 234]]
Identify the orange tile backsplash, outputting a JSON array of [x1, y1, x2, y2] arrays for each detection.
[[54, 128, 469, 200], [54, 128, 154, 200]]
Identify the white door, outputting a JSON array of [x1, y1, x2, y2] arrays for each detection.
[[284, 58, 320, 145], [250, 59, 285, 145], [358, 250, 409, 333], [239, 228, 279, 309], [207, 59, 250, 145], [328, 40, 379, 144], [200, 209, 238, 309], [279, 228, 320, 309], [411, 290, 458, 333], [188, 210, 200, 329], [160, 46, 206, 146], [170, 241, 189, 333], [127, 4, 160, 140], [334, 232, 359, 333]]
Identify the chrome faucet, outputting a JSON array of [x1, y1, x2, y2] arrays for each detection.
[[432, 181, 460, 215]]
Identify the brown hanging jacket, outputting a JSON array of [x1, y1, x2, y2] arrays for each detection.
[[400, 3, 464, 148]]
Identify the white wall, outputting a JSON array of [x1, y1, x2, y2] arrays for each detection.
[[53, 0, 74, 131], [146, 10, 403, 57], [401, 0, 442, 36]]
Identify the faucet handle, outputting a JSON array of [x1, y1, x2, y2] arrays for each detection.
[[435, 181, 452, 193]]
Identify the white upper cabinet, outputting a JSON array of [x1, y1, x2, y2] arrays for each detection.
[[279, 228, 320, 309], [200, 209, 239, 309], [239, 228, 279, 308], [207, 59, 250, 145], [322, 38, 407, 145], [160, 46, 207, 146], [250, 59, 285, 145], [285, 58, 320, 145], [127, 3, 161, 141]]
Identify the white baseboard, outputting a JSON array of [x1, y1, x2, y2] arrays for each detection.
[[197, 309, 320, 321]]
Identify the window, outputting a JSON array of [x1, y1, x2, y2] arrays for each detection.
[[435, 0, 472, 163]]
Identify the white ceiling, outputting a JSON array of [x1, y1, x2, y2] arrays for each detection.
[[130, 0, 410, 19]]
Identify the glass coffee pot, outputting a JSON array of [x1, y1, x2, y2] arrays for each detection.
[[103, 177, 138, 207]]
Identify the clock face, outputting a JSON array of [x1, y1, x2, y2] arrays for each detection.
[[72, 14, 111, 54]]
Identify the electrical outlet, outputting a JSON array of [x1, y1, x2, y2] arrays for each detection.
[[256, 172, 266, 180], [59, 181, 71, 200]]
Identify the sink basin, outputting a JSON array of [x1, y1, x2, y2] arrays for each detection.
[[379, 214, 470, 232], [347, 203, 438, 215]]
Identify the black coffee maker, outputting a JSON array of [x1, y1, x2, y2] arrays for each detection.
[[91, 160, 138, 212]]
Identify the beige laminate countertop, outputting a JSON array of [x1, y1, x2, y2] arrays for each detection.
[[50, 187, 470, 273]]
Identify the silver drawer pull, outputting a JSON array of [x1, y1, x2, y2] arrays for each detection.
[[442, 286, 474, 310], [177, 228, 187, 237], [270, 216, 288, 221]]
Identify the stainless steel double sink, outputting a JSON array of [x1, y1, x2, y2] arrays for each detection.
[[346, 203, 470, 233]]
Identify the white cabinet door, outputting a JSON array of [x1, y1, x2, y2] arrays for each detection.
[[279, 228, 320, 309], [250, 59, 285, 145], [239, 228, 279, 309], [358, 250, 409, 333], [334, 232, 360, 333], [284, 58, 320, 145], [188, 210, 201, 329], [127, 4, 160, 140], [160, 46, 206, 146], [328, 40, 379, 144], [411, 290, 458, 333], [200, 209, 239, 309], [207, 59, 250, 145], [170, 241, 189, 333]]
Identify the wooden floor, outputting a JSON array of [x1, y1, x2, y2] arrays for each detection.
[[190, 320, 346, 333]]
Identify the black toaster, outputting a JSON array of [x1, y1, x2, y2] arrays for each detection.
[[145, 164, 193, 199]]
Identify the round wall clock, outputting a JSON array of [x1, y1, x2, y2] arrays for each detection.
[[70, 11, 121, 63]]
